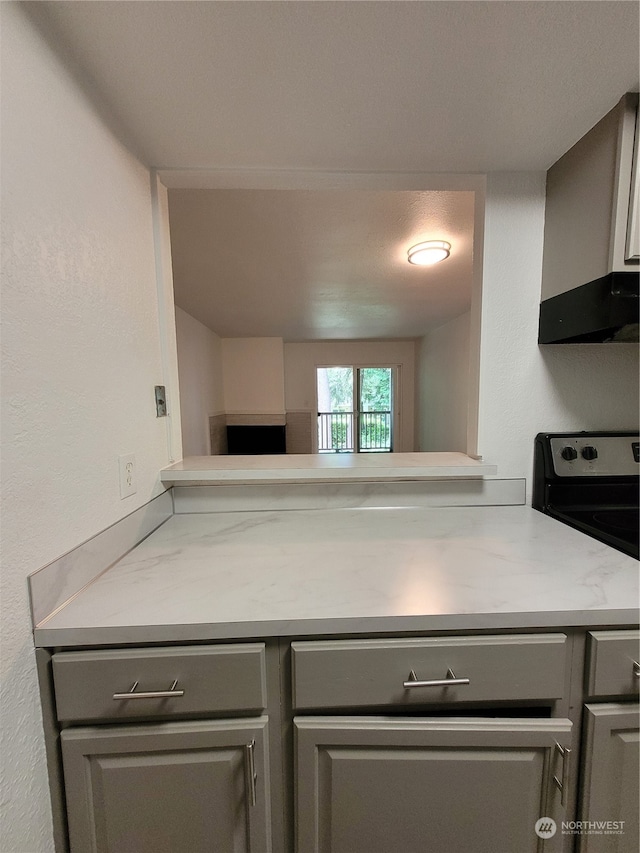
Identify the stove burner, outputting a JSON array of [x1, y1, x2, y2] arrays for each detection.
[[592, 510, 640, 533]]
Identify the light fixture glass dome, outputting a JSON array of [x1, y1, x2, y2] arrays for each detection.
[[407, 240, 451, 265]]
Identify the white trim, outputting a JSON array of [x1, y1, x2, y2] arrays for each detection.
[[150, 171, 183, 463], [466, 182, 486, 458], [157, 168, 486, 192]]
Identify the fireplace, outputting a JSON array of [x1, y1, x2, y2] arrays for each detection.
[[226, 424, 286, 455]]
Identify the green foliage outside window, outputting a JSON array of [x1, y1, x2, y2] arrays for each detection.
[[326, 367, 391, 412], [359, 367, 391, 412], [326, 367, 353, 412]]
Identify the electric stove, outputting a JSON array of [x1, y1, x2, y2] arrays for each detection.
[[533, 432, 639, 560]]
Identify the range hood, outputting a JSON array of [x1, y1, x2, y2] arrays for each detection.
[[538, 271, 639, 344]]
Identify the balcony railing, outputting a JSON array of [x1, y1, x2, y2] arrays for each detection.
[[359, 411, 392, 452], [317, 412, 392, 453]]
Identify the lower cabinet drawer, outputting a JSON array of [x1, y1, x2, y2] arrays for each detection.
[[53, 643, 267, 722], [292, 634, 568, 710], [586, 630, 640, 699]]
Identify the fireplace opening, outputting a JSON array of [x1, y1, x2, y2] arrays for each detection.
[[226, 424, 286, 455]]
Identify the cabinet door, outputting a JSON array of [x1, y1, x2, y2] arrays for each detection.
[[61, 718, 270, 853], [296, 716, 573, 853], [579, 704, 639, 853]]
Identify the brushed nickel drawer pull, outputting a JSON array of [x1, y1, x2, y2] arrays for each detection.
[[113, 679, 185, 700], [553, 742, 571, 806], [633, 660, 640, 679], [403, 668, 471, 689], [245, 739, 257, 807]]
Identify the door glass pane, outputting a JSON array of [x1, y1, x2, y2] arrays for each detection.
[[359, 368, 392, 452], [317, 367, 354, 453]]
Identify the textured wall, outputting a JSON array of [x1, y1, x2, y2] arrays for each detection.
[[417, 312, 470, 452], [175, 307, 225, 455], [0, 6, 176, 851], [477, 172, 639, 487], [221, 337, 286, 415]]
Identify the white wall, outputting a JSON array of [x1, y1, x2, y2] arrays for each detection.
[[221, 337, 285, 415], [175, 307, 225, 454], [284, 340, 416, 451], [417, 312, 470, 452], [0, 6, 180, 851], [477, 172, 639, 486]]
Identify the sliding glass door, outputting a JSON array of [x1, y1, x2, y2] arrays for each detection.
[[316, 366, 394, 453], [358, 367, 393, 452]]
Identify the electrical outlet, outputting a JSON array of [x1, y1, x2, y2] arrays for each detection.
[[118, 454, 136, 499]]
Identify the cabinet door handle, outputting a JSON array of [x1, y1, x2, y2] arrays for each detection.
[[553, 742, 571, 807], [403, 668, 471, 689], [112, 680, 185, 700], [632, 660, 640, 679], [245, 739, 257, 807]]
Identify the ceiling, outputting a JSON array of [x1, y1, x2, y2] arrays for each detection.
[[29, 1, 639, 173], [169, 189, 475, 339], [27, 1, 639, 340]]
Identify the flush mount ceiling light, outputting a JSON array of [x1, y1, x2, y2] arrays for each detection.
[[407, 240, 451, 265]]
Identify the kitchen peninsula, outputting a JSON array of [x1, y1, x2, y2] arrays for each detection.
[[32, 468, 639, 853]]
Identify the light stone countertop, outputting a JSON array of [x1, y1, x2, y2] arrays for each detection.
[[160, 452, 497, 485], [34, 505, 639, 647]]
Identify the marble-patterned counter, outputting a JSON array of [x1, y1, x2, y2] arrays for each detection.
[[34, 505, 638, 647]]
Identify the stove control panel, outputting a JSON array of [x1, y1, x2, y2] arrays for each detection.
[[550, 436, 640, 477]]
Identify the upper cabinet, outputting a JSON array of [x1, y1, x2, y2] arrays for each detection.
[[626, 103, 640, 262], [539, 93, 640, 344]]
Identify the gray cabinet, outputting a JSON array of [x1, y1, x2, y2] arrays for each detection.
[[52, 643, 267, 723], [293, 634, 574, 853], [586, 631, 640, 700], [541, 92, 639, 301], [39, 628, 640, 853], [579, 704, 639, 853], [51, 644, 275, 853], [579, 628, 639, 852], [61, 718, 271, 853], [295, 716, 572, 853], [292, 634, 569, 710], [626, 106, 640, 260]]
